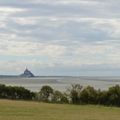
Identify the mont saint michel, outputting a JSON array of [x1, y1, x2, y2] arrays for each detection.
[[20, 68, 35, 77]]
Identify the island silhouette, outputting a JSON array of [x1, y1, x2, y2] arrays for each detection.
[[20, 68, 35, 77]]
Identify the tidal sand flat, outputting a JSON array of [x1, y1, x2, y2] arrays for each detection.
[[0, 76, 120, 92]]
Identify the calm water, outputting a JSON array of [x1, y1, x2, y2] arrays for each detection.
[[0, 76, 120, 92]]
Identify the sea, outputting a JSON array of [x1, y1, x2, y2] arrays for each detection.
[[0, 76, 120, 92]]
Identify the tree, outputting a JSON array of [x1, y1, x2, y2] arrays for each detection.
[[107, 85, 120, 106], [80, 86, 98, 104], [52, 90, 68, 103], [39, 86, 53, 102], [69, 84, 83, 104], [0, 84, 7, 98], [97, 90, 108, 105]]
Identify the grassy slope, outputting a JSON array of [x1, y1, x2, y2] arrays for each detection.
[[0, 100, 120, 120]]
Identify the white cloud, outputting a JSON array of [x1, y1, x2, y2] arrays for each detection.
[[0, 40, 66, 58], [27, 0, 99, 5], [0, 7, 25, 13]]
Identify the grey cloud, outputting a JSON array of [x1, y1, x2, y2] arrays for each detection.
[[0, 0, 120, 18], [0, 0, 120, 75], [3, 17, 115, 44]]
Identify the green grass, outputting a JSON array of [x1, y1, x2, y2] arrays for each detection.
[[0, 100, 120, 120]]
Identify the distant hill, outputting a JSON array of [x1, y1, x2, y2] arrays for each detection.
[[20, 68, 35, 77]]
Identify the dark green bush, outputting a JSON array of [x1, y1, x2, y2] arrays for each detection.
[[0, 84, 35, 100]]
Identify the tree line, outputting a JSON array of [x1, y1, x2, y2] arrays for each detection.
[[1, 84, 120, 107], [0, 84, 35, 100]]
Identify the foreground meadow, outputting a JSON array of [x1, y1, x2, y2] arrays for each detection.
[[0, 100, 120, 120]]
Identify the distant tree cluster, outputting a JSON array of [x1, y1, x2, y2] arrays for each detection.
[[0, 84, 35, 100], [37, 84, 120, 106], [36, 85, 68, 104], [1, 83, 120, 107], [69, 84, 120, 106]]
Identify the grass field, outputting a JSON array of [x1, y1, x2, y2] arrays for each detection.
[[0, 100, 120, 120]]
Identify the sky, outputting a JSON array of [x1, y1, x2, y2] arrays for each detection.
[[0, 0, 120, 76]]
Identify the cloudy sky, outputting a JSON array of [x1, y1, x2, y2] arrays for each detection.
[[0, 0, 120, 76]]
